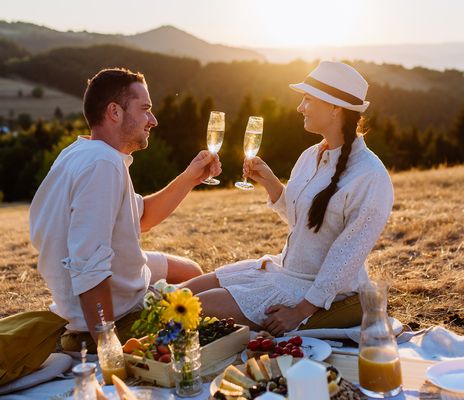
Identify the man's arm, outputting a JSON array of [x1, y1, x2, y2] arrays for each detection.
[[140, 151, 220, 232], [79, 277, 114, 343]]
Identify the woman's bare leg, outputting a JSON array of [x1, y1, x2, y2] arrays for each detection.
[[197, 288, 262, 331], [179, 271, 221, 295]]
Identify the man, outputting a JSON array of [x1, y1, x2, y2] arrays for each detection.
[[29, 68, 221, 352]]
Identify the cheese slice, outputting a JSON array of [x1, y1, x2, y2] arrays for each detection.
[[246, 357, 266, 381], [269, 357, 282, 379], [223, 365, 257, 389], [276, 355, 293, 378], [220, 379, 246, 393], [258, 354, 273, 380]]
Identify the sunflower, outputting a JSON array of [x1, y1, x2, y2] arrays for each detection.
[[161, 290, 202, 330]]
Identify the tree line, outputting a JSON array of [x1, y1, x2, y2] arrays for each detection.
[[1, 92, 463, 202]]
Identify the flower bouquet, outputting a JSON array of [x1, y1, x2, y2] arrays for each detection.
[[123, 280, 249, 390], [130, 281, 203, 396]]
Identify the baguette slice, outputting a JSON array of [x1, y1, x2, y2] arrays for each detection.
[[112, 375, 138, 400], [223, 365, 257, 389], [246, 357, 266, 381]]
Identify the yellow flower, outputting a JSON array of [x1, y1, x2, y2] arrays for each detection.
[[161, 290, 202, 330]]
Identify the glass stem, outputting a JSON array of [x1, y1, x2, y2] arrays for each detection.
[[243, 177, 248, 184]]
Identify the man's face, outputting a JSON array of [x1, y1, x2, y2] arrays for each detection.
[[119, 82, 158, 153]]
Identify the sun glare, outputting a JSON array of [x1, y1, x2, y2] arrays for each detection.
[[247, 0, 366, 48]]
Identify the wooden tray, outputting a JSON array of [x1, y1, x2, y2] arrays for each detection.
[[124, 325, 249, 387]]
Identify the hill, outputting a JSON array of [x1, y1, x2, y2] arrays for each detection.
[[0, 77, 82, 120], [0, 166, 463, 334], [5, 45, 464, 130], [0, 21, 264, 64]]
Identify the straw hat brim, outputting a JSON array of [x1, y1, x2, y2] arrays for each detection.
[[289, 82, 370, 113]]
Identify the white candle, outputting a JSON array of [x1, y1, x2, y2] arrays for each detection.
[[287, 359, 330, 400], [255, 392, 286, 399]]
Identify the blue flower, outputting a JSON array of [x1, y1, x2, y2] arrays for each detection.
[[155, 320, 184, 345]]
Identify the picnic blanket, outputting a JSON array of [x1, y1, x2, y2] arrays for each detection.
[[1, 325, 463, 399]]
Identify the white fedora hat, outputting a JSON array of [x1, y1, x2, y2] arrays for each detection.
[[289, 61, 370, 112]]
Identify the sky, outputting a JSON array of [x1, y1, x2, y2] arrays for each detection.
[[1, 0, 464, 49]]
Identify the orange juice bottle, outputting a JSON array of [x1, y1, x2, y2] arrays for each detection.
[[96, 321, 127, 384], [358, 281, 402, 398], [359, 347, 402, 393]]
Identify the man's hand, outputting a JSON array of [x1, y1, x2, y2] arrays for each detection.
[[262, 300, 319, 337], [183, 150, 222, 187]]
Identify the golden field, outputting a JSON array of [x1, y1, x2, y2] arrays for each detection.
[[0, 166, 463, 333]]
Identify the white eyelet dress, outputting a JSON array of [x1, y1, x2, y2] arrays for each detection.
[[215, 136, 394, 325]]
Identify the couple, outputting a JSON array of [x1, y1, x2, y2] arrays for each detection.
[[30, 61, 393, 353]]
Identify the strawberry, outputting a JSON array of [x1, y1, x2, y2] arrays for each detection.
[[289, 336, 303, 346], [247, 339, 261, 351]]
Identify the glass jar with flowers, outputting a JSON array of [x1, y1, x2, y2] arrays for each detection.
[[131, 280, 203, 397]]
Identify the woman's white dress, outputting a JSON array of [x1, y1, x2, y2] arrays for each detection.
[[215, 136, 394, 325]]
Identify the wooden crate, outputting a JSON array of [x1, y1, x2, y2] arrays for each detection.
[[124, 325, 249, 387]]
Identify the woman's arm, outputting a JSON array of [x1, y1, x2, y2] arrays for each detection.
[[304, 170, 394, 309]]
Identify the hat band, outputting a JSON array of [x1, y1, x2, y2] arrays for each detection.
[[303, 76, 364, 106]]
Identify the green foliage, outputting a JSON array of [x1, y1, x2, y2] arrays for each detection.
[[31, 86, 44, 98], [131, 135, 179, 195], [0, 93, 463, 202]]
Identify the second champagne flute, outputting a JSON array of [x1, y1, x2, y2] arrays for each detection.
[[202, 111, 225, 185], [235, 116, 263, 190]]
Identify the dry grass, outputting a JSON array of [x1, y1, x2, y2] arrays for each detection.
[[0, 77, 82, 120], [1, 166, 463, 334]]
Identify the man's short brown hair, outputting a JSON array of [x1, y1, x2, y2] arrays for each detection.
[[83, 67, 146, 128]]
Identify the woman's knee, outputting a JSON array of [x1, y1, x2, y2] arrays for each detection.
[[166, 255, 203, 283]]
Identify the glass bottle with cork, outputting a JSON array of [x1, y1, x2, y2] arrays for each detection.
[[95, 303, 127, 385], [73, 342, 98, 400], [358, 280, 403, 398]]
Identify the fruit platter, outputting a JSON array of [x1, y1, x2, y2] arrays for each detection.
[[210, 353, 342, 399], [123, 317, 249, 387], [243, 333, 332, 362]]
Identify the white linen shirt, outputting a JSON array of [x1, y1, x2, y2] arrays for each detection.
[[268, 135, 394, 309], [29, 137, 150, 331]]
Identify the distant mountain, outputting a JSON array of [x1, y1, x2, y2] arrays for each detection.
[[0, 21, 264, 64], [257, 43, 464, 72], [127, 26, 265, 64], [0, 21, 126, 54]]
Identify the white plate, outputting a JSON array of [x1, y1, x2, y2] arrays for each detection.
[[426, 359, 464, 393], [241, 336, 332, 363], [210, 365, 247, 398]]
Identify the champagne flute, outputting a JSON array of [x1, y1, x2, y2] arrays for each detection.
[[235, 116, 263, 190], [202, 111, 225, 185]]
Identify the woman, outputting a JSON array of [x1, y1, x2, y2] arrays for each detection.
[[182, 61, 394, 336]]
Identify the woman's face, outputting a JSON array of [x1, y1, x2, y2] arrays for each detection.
[[297, 94, 336, 135]]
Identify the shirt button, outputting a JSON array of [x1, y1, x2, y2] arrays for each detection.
[[293, 200, 296, 204], [323, 160, 328, 164]]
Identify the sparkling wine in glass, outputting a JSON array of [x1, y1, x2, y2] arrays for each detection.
[[202, 111, 225, 185], [235, 116, 263, 190]]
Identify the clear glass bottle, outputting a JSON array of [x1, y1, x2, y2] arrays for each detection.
[[358, 280, 403, 398], [96, 321, 127, 385], [72, 362, 98, 400]]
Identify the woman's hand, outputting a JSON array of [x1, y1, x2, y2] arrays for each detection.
[[262, 300, 319, 337], [243, 157, 284, 202], [183, 150, 222, 186]]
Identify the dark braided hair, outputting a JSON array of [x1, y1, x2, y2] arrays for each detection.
[[307, 109, 364, 233]]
